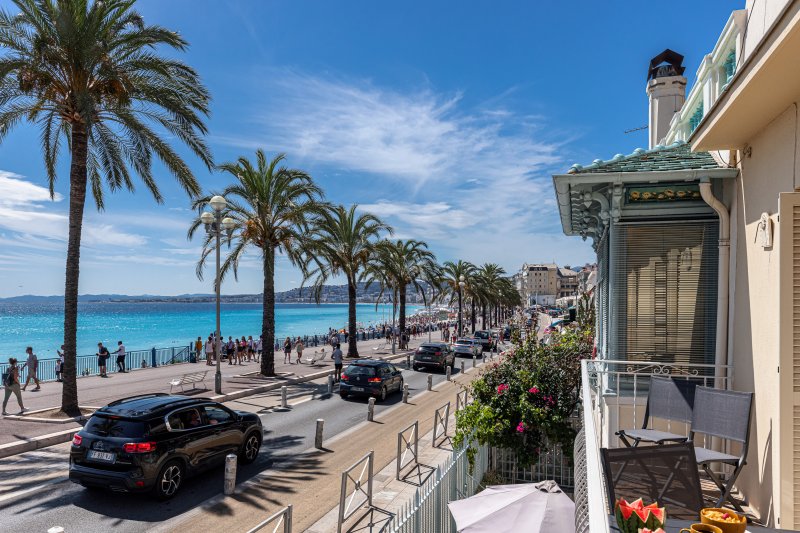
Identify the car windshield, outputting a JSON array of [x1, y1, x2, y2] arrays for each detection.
[[84, 415, 146, 438], [345, 365, 376, 376], [475, 332, 488, 339], [454, 339, 472, 345]]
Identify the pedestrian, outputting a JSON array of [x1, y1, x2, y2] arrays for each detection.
[[96, 342, 110, 377], [226, 336, 235, 365], [295, 337, 304, 365], [283, 337, 292, 364], [331, 343, 343, 382], [247, 335, 255, 362], [255, 335, 262, 363], [205, 336, 214, 365], [55, 344, 65, 382], [194, 336, 203, 363], [2, 358, 25, 415], [21, 347, 40, 391], [113, 340, 126, 373], [238, 336, 247, 364]]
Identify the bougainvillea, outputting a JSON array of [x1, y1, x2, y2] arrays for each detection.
[[454, 326, 592, 468]]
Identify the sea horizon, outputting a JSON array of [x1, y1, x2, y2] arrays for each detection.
[[0, 301, 421, 360]]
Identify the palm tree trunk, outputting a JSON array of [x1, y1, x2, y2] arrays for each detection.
[[399, 285, 407, 346], [61, 123, 88, 416], [347, 278, 358, 357], [481, 304, 486, 330], [470, 299, 476, 332], [261, 247, 276, 377]]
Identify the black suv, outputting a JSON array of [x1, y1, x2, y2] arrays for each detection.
[[413, 342, 455, 372], [69, 394, 263, 500], [339, 359, 404, 401]]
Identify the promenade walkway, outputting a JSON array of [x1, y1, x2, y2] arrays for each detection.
[[0, 333, 442, 446]]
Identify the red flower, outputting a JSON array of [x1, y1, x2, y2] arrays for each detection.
[[497, 384, 509, 394], [528, 387, 539, 394], [516, 421, 526, 433]]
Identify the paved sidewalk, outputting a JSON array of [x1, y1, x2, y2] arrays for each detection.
[[150, 360, 490, 533], [0, 334, 434, 446]]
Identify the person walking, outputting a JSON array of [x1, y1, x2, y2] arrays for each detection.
[[2, 358, 25, 415], [205, 336, 214, 366], [226, 336, 235, 365], [21, 347, 40, 391], [255, 335, 262, 363], [113, 340, 127, 373], [55, 344, 65, 382], [283, 337, 292, 365], [194, 336, 203, 363], [247, 335, 255, 362], [295, 337, 304, 365], [331, 343, 344, 382], [238, 336, 247, 365], [96, 342, 110, 377]]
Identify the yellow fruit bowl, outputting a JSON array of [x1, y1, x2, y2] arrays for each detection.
[[700, 508, 747, 533]]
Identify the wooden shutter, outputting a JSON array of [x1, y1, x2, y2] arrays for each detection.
[[779, 192, 800, 528], [608, 220, 719, 369]]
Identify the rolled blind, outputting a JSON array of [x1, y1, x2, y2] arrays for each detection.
[[596, 233, 610, 359], [609, 220, 718, 367]]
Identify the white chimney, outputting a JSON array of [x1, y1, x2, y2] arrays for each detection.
[[646, 49, 687, 149]]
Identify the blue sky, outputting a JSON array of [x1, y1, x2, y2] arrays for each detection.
[[0, 0, 736, 297]]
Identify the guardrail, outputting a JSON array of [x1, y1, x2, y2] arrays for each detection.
[[432, 402, 450, 448], [337, 450, 374, 533], [396, 421, 419, 480], [387, 443, 489, 533], [454, 390, 468, 412], [246, 505, 292, 533], [0, 345, 192, 383]]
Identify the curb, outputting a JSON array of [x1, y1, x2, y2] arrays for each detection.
[[0, 427, 80, 459]]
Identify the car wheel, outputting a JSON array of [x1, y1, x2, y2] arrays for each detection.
[[239, 432, 261, 464], [153, 460, 184, 500], [412, 364, 419, 371], [378, 386, 387, 402], [340, 392, 349, 399]]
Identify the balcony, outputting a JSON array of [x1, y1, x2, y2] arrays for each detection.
[[574, 359, 738, 532]]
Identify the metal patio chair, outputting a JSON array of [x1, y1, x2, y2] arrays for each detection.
[[690, 386, 753, 513], [616, 375, 697, 447], [601, 441, 704, 520]]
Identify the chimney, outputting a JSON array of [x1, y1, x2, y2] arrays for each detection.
[[646, 49, 687, 149]]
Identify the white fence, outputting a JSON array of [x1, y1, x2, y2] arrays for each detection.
[[387, 444, 489, 533]]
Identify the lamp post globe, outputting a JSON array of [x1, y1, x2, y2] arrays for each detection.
[[221, 217, 236, 231], [209, 195, 227, 212], [200, 211, 214, 226]]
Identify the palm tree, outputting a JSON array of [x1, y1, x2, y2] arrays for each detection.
[[0, 0, 212, 413], [364, 240, 439, 347], [439, 260, 477, 337], [476, 263, 506, 328], [189, 151, 324, 377], [304, 205, 392, 357]]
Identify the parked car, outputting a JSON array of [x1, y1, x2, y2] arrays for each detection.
[[69, 393, 263, 500], [472, 330, 494, 352], [451, 338, 482, 358], [413, 342, 456, 372], [339, 359, 404, 401]]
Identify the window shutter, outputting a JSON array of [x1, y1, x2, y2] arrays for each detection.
[[596, 233, 610, 358], [778, 192, 800, 528], [608, 220, 718, 369]]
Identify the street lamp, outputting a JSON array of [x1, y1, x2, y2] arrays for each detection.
[[201, 195, 235, 394], [458, 275, 465, 338]]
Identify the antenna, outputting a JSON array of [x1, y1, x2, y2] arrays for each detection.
[[624, 125, 648, 134]]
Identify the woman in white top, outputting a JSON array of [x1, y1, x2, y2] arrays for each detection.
[[205, 336, 215, 366]]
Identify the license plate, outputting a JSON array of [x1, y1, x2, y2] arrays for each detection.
[[350, 387, 364, 392], [420, 356, 432, 360], [87, 450, 116, 463]]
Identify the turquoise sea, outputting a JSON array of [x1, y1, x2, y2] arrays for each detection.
[[0, 302, 417, 360]]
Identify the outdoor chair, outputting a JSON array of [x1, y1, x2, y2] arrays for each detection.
[[616, 376, 697, 447], [601, 441, 704, 520], [690, 386, 753, 513]]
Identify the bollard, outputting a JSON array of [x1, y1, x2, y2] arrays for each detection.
[[406, 354, 411, 369], [327, 374, 334, 394], [403, 384, 409, 403], [472, 355, 476, 368], [427, 374, 433, 391], [281, 386, 288, 408], [47, 528, 65, 533], [461, 361, 465, 374], [224, 453, 237, 495], [315, 419, 324, 449], [446, 365, 451, 381], [367, 397, 376, 421]]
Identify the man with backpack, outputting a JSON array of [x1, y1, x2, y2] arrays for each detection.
[[96, 342, 110, 377]]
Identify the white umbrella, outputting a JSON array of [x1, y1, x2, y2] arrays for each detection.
[[448, 480, 575, 533]]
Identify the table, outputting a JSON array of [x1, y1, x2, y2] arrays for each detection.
[[609, 517, 785, 532]]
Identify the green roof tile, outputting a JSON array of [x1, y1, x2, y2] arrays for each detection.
[[567, 142, 720, 174]]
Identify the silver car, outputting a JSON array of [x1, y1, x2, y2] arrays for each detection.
[[452, 338, 482, 357]]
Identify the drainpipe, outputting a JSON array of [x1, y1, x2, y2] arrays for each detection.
[[699, 178, 731, 389]]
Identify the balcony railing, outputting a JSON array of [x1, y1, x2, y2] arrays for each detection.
[[574, 358, 733, 532]]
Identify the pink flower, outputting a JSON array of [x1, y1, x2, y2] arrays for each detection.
[[516, 421, 526, 433], [528, 387, 539, 394], [497, 384, 509, 394]]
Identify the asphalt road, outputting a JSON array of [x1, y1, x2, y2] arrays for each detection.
[[0, 358, 473, 533]]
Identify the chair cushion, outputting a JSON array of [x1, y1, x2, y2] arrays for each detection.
[[694, 446, 739, 465], [618, 428, 688, 443]]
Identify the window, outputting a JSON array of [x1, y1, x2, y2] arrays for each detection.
[[167, 408, 204, 431], [203, 405, 233, 425], [84, 416, 146, 438]]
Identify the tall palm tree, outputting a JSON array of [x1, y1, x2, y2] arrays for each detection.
[[304, 205, 392, 357], [439, 260, 477, 337], [477, 263, 506, 328], [364, 239, 439, 344], [189, 151, 324, 377], [0, 0, 212, 413]]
